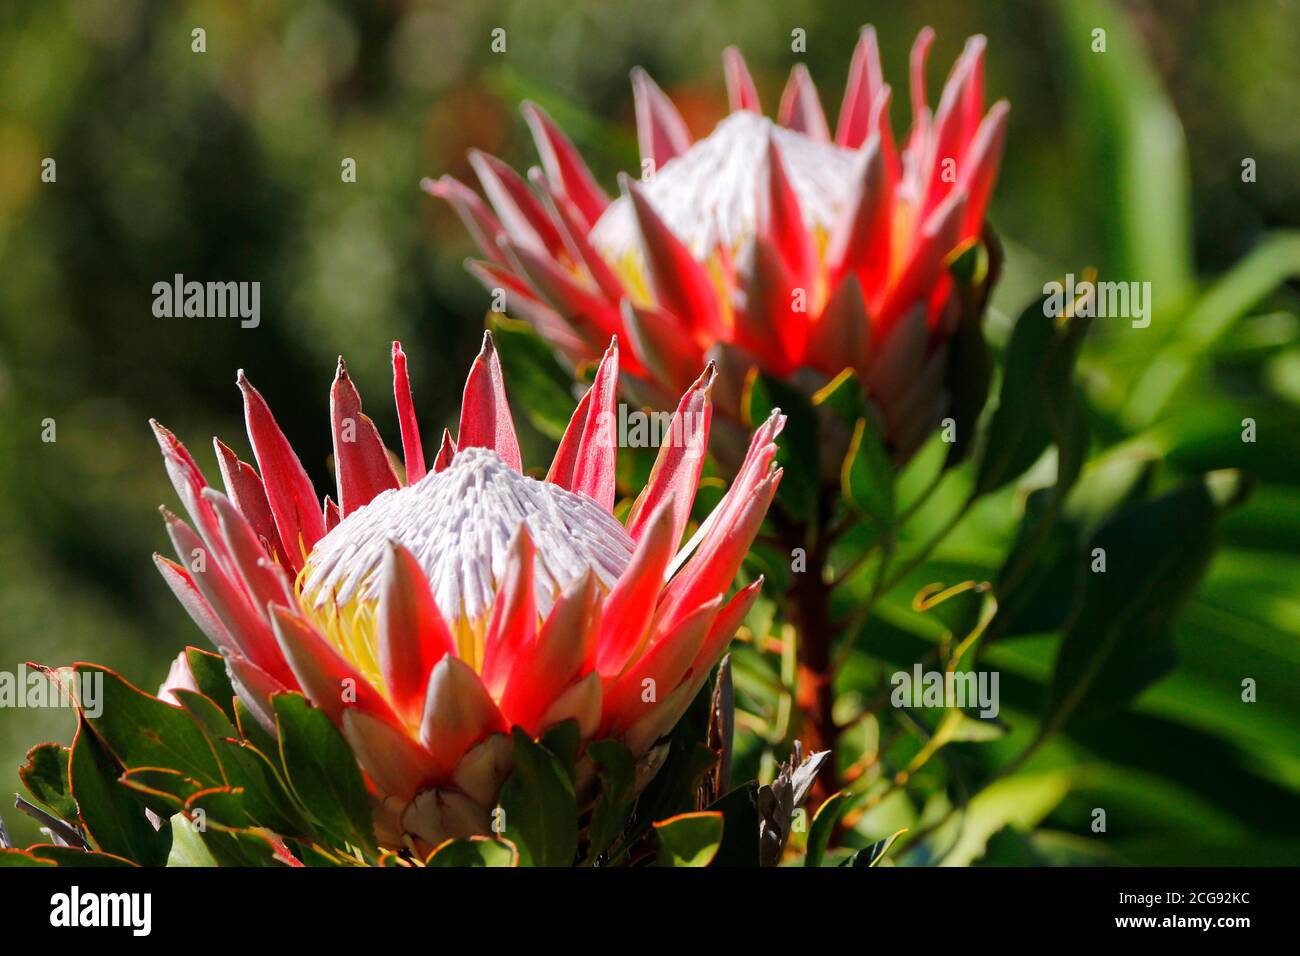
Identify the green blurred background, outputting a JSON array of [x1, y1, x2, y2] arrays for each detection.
[[1, 0, 1297, 858]]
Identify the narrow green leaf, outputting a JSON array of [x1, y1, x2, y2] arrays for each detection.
[[653, 811, 724, 867], [1060, 0, 1194, 303], [804, 790, 853, 867], [1123, 232, 1300, 428], [842, 827, 908, 867], [841, 415, 894, 527]]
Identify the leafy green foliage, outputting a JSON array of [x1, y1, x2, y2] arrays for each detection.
[[69, 720, 170, 866], [1043, 475, 1242, 730], [842, 416, 894, 529], [273, 694, 376, 855], [975, 292, 1091, 496], [497, 727, 578, 867], [585, 739, 636, 863]]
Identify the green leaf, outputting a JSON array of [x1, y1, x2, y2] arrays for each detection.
[[234, 696, 280, 757], [194, 826, 285, 867], [975, 292, 1091, 496], [26, 845, 136, 867], [212, 737, 312, 837], [706, 783, 760, 867], [69, 720, 171, 866], [539, 719, 581, 783], [1123, 232, 1300, 428], [989, 455, 1157, 642], [425, 836, 519, 867], [1060, 0, 1194, 304], [489, 315, 578, 440], [746, 369, 818, 522], [77, 664, 224, 788], [653, 811, 724, 867], [185, 647, 238, 724], [174, 689, 239, 739], [185, 786, 252, 830], [841, 415, 894, 528], [19, 743, 77, 821], [585, 739, 636, 863], [0, 849, 56, 867], [804, 790, 853, 867], [943, 319, 994, 468], [119, 767, 202, 815], [273, 694, 376, 854], [810, 368, 863, 424], [497, 727, 578, 867], [1043, 475, 1242, 732], [622, 685, 717, 850], [944, 244, 996, 467], [841, 827, 908, 867], [923, 771, 1072, 867], [166, 815, 219, 867]]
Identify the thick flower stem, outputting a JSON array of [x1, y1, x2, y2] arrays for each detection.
[[777, 505, 842, 802]]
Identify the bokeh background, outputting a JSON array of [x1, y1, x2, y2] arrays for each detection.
[[1, 0, 1297, 858]]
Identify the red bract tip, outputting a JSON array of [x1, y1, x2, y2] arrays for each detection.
[[391, 341, 427, 485], [723, 46, 762, 114], [631, 67, 692, 169], [457, 330, 522, 471], [237, 370, 325, 569]]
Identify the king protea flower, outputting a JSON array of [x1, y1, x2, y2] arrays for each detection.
[[427, 26, 1007, 460], [150, 333, 782, 852]]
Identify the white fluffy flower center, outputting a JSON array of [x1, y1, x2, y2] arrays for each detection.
[[301, 447, 634, 625], [590, 110, 859, 262]]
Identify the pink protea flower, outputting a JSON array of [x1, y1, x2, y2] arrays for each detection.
[[427, 27, 1007, 459], [150, 333, 782, 850]]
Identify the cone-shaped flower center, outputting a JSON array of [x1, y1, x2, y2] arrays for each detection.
[[591, 111, 858, 263], [298, 447, 633, 671]]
